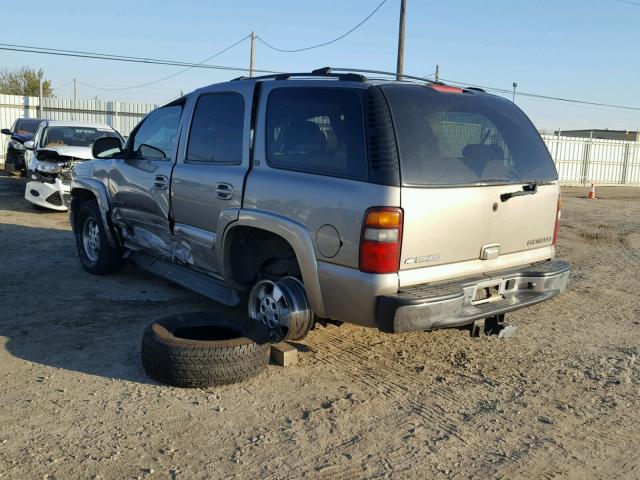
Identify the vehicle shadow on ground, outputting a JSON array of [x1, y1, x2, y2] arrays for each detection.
[[0, 173, 42, 215], [0, 222, 243, 386]]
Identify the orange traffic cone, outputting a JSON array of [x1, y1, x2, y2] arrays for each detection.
[[588, 183, 597, 199]]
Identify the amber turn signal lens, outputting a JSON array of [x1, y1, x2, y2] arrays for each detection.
[[365, 210, 402, 228]]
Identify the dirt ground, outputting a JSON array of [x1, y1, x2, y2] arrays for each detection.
[[0, 174, 639, 480]]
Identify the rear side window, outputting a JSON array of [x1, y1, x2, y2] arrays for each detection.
[[187, 93, 244, 164], [382, 84, 558, 186], [266, 87, 367, 181]]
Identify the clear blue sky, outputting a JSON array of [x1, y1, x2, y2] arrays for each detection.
[[2, 0, 640, 131]]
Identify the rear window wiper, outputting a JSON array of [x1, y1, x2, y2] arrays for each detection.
[[500, 182, 538, 202]]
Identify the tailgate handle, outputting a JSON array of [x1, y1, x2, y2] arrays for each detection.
[[480, 244, 500, 260], [501, 182, 537, 202]]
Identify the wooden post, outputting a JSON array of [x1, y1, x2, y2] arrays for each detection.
[[621, 143, 630, 184], [38, 78, 43, 118], [73, 78, 77, 121], [114, 100, 119, 134], [396, 0, 407, 81], [249, 31, 255, 78]]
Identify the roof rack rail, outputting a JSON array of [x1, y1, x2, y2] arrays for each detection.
[[331, 67, 431, 83], [232, 67, 367, 82]]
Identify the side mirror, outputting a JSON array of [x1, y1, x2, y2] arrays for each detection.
[[1, 128, 11, 136], [93, 137, 124, 159], [23, 140, 35, 150]]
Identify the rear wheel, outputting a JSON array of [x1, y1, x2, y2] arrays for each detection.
[[248, 276, 313, 341], [74, 200, 122, 274], [4, 159, 16, 174]]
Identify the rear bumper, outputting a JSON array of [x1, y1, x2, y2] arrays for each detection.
[[376, 259, 571, 333]]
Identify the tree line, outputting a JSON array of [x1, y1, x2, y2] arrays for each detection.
[[0, 67, 53, 97]]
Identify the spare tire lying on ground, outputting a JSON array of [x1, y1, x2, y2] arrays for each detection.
[[142, 312, 271, 388]]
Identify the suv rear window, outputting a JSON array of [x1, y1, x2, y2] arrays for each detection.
[[266, 87, 368, 181], [381, 84, 558, 186]]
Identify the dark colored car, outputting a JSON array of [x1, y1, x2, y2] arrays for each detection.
[[2, 118, 45, 173]]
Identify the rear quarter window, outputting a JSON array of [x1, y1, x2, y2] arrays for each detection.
[[382, 84, 558, 186], [266, 87, 368, 181]]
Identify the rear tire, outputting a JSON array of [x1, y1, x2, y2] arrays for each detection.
[[141, 313, 271, 388], [74, 199, 122, 274], [4, 162, 15, 173]]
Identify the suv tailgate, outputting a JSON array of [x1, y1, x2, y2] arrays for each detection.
[[400, 182, 559, 276], [380, 83, 560, 283]]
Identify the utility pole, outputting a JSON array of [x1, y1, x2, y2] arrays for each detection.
[[73, 78, 77, 120], [38, 78, 43, 118], [249, 31, 256, 78], [512, 81, 518, 103], [435, 64, 440, 82], [396, 0, 407, 81]]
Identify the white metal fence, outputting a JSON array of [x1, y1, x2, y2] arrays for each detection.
[[0, 94, 158, 162], [541, 134, 640, 186], [2, 94, 640, 186]]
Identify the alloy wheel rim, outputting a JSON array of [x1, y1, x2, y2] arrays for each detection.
[[248, 277, 312, 341], [82, 217, 101, 262], [249, 280, 291, 331]]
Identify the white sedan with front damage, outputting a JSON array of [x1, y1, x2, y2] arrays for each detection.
[[23, 121, 123, 211]]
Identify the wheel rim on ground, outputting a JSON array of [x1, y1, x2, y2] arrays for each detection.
[[248, 276, 312, 341], [82, 217, 101, 262]]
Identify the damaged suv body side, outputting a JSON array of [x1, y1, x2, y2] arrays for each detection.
[[70, 69, 570, 341]]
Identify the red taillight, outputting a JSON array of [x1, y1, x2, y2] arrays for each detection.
[[552, 196, 561, 245], [359, 207, 403, 274]]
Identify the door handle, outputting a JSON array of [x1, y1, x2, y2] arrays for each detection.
[[153, 175, 168, 190], [215, 182, 233, 200]]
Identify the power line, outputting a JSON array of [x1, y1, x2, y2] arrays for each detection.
[[616, 0, 640, 6], [5, 40, 639, 112], [0, 43, 205, 67], [437, 77, 640, 111], [256, 0, 387, 52], [331, 68, 640, 111], [51, 79, 74, 91], [0, 43, 279, 74], [76, 34, 251, 91], [0, 42, 243, 67]]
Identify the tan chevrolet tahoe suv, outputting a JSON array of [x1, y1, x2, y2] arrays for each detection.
[[70, 68, 570, 341]]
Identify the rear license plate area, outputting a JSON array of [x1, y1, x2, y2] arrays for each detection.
[[472, 280, 504, 305]]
